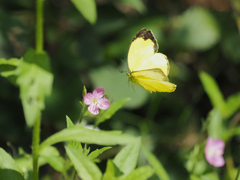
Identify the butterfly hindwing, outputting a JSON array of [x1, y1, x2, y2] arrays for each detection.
[[138, 53, 170, 76], [130, 69, 176, 93]]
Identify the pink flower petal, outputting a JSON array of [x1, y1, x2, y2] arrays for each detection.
[[93, 87, 104, 99], [97, 97, 110, 110], [88, 103, 99, 115], [205, 137, 225, 155], [212, 156, 225, 167], [205, 137, 225, 167], [212, 139, 225, 152], [206, 138, 225, 150], [206, 154, 225, 167], [84, 93, 94, 105]]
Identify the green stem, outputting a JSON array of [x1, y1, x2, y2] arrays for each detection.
[[36, 0, 44, 54], [79, 104, 88, 124], [32, 114, 41, 180], [72, 171, 77, 180]]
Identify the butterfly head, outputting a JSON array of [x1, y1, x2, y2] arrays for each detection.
[[126, 72, 131, 77]]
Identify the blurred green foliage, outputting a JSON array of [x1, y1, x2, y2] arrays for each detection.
[[0, 0, 240, 179]]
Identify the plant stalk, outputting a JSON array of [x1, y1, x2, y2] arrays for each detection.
[[36, 0, 44, 54], [32, 114, 41, 180]]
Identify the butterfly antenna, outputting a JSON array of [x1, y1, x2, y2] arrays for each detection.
[[120, 59, 129, 70], [119, 59, 129, 73], [119, 69, 125, 73]]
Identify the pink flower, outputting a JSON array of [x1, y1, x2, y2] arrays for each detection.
[[84, 87, 110, 115], [204, 137, 225, 167]]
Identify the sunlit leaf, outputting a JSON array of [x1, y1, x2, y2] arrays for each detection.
[[65, 146, 102, 180], [39, 146, 65, 173], [103, 159, 123, 180], [0, 58, 20, 69], [121, 165, 154, 180], [15, 151, 52, 173], [88, 147, 112, 161], [39, 125, 136, 153], [113, 137, 141, 176], [0, 58, 21, 85], [142, 146, 170, 180], [70, 0, 97, 24], [15, 49, 53, 127], [66, 116, 83, 152], [0, 148, 24, 180], [0, 148, 22, 173], [202, 172, 219, 180], [41, 155, 65, 173], [95, 98, 130, 126]]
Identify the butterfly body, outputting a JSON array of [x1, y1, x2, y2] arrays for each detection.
[[127, 28, 176, 93]]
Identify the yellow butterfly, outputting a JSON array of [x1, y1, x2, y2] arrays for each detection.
[[126, 28, 177, 93]]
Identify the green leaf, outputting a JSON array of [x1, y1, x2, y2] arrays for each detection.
[[172, 6, 220, 51], [221, 127, 240, 142], [66, 115, 75, 128], [0, 169, 25, 180], [83, 144, 91, 156], [40, 155, 65, 173], [103, 159, 122, 180], [0, 58, 21, 85], [95, 98, 130, 126], [186, 144, 202, 172], [0, 148, 24, 180], [199, 71, 227, 117], [15, 153, 50, 173], [121, 165, 154, 180], [225, 92, 240, 118], [40, 146, 60, 156], [16, 49, 53, 127], [70, 0, 97, 24], [207, 109, 224, 138], [39, 146, 65, 173], [142, 146, 170, 180], [39, 125, 136, 153], [0, 148, 22, 173], [22, 48, 51, 72], [65, 146, 102, 180], [0, 58, 20, 72], [66, 116, 83, 152], [198, 172, 219, 180], [88, 147, 112, 161], [190, 175, 202, 180], [113, 137, 141, 176], [89, 65, 149, 109]]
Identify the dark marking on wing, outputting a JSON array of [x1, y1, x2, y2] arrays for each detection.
[[132, 28, 158, 53]]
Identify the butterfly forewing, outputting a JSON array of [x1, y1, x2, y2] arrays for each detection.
[[128, 37, 155, 72]]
